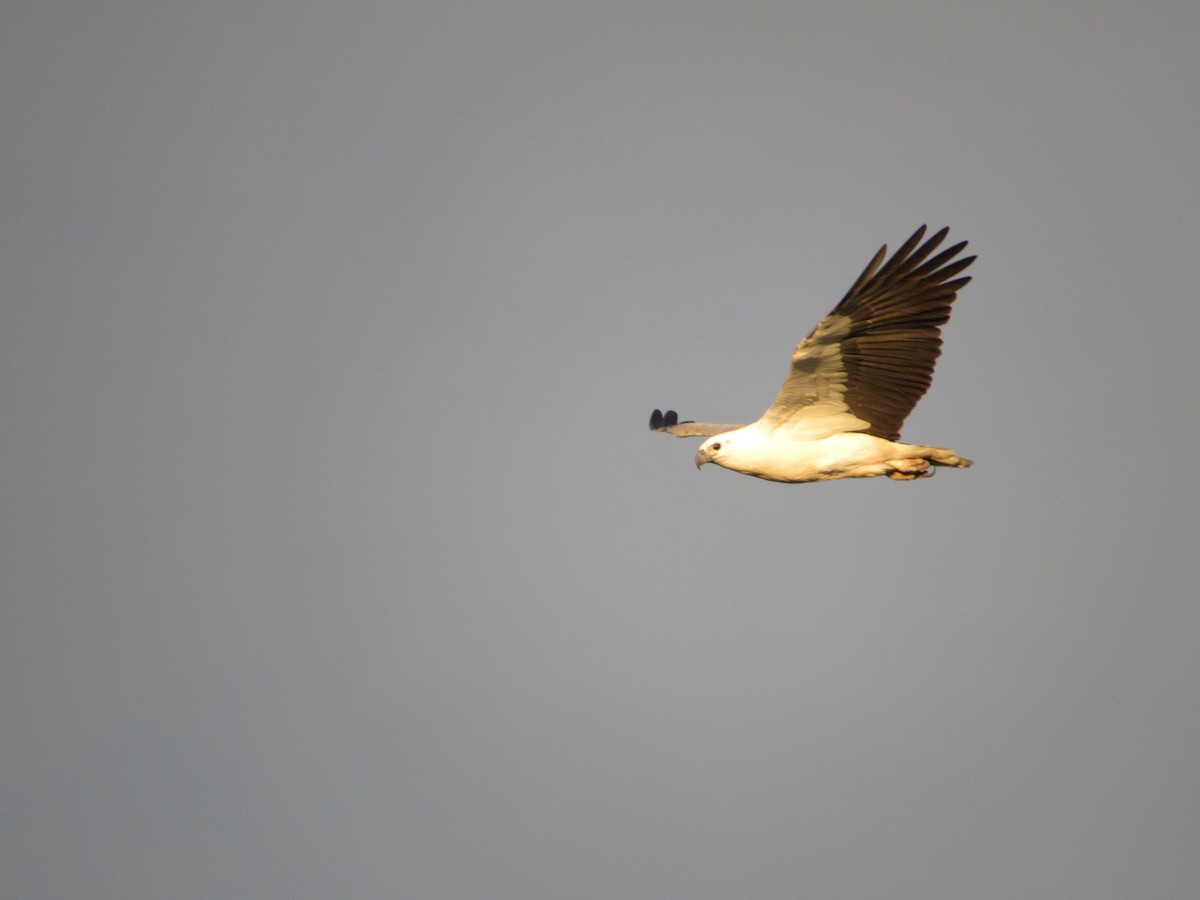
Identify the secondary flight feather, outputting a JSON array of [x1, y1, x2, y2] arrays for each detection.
[[649, 225, 974, 483]]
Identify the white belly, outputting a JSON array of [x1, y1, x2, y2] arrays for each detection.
[[723, 431, 904, 483]]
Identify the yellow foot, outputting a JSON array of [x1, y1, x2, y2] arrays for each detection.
[[887, 459, 933, 480]]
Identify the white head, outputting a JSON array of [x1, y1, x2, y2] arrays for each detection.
[[695, 425, 783, 479], [694, 434, 729, 470], [695, 427, 763, 471]]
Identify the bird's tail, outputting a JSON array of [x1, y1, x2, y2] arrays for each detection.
[[926, 446, 972, 468]]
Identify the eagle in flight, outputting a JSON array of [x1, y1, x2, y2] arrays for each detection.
[[650, 225, 974, 483]]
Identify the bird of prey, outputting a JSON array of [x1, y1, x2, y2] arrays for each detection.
[[649, 225, 974, 483]]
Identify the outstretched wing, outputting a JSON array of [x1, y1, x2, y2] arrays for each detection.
[[648, 408, 745, 438], [758, 225, 974, 441]]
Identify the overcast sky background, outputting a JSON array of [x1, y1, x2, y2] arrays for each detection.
[[3, 2, 1199, 898]]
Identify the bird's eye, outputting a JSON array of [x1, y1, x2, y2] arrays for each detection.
[[711, 442, 721, 451]]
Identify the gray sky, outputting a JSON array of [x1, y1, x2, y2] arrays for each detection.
[[3, 2, 1199, 898]]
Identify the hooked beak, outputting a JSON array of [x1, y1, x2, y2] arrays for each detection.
[[694, 450, 707, 470]]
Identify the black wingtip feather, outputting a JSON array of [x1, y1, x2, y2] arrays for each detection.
[[649, 409, 684, 430], [827, 226, 974, 441]]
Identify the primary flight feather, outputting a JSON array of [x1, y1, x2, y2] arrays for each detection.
[[649, 225, 974, 483]]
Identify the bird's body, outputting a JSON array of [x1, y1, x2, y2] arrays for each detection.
[[650, 226, 974, 484], [691, 428, 969, 483]]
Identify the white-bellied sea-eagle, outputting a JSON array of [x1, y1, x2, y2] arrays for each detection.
[[649, 225, 974, 483]]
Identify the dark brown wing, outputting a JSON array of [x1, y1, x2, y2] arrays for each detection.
[[759, 225, 974, 441], [648, 408, 745, 438]]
